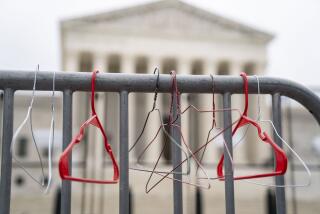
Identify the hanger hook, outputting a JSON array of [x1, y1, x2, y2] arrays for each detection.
[[209, 74, 216, 127], [154, 67, 160, 90], [51, 69, 56, 111], [240, 72, 249, 116], [152, 67, 160, 111], [30, 64, 39, 106], [91, 70, 99, 115], [43, 69, 56, 193], [169, 70, 178, 95], [169, 70, 180, 123], [210, 74, 215, 94], [253, 75, 262, 121]]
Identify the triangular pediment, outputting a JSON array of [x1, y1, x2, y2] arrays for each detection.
[[62, 0, 273, 43]]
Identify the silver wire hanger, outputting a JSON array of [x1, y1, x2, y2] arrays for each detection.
[[11, 65, 46, 188], [44, 69, 56, 193], [232, 75, 311, 187]]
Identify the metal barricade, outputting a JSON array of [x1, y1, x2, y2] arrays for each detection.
[[0, 70, 320, 214]]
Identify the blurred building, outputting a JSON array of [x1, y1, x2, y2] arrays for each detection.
[[10, 0, 308, 213], [61, 0, 272, 213], [59, 0, 274, 213]]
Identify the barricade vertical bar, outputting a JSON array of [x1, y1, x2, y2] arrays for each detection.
[[0, 92, 4, 169], [172, 92, 183, 214], [61, 90, 73, 214], [0, 88, 14, 214], [223, 93, 235, 214], [272, 93, 286, 214], [119, 91, 129, 214]]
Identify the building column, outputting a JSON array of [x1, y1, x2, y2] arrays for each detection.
[[204, 60, 217, 75], [122, 55, 135, 74], [230, 60, 243, 75], [65, 52, 79, 72]]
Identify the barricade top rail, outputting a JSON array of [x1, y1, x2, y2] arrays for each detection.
[[0, 70, 319, 214], [0, 70, 319, 124]]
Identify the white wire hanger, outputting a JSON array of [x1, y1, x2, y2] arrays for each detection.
[[44, 69, 56, 193], [11, 65, 56, 192]]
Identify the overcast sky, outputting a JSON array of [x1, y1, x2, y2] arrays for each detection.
[[0, 0, 319, 86]]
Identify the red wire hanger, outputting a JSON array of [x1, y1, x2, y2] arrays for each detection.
[[216, 72, 288, 180], [59, 70, 119, 184]]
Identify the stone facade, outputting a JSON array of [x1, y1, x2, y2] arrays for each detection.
[[12, 1, 320, 214]]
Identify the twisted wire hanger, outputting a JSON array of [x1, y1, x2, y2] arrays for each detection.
[[129, 68, 191, 175]]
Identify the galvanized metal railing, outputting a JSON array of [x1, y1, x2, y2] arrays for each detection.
[[1, 70, 320, 214]]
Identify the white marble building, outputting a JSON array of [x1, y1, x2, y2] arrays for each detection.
[[59, 1, 276, 213], [14, 0, 320, 214], [61, 0, 272, 157]]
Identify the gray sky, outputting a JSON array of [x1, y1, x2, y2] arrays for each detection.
[[0, 0, 319, 85]]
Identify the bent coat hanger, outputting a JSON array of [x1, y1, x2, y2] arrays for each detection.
[[232, 75, 311, 187], [11, 65, 46, 189], [168, 74, 242, 182], [169, 74, 235, 178], [144, 73, 246, 190], [129, 68, 191, 175], [217, 72, 288, 180], [59, 70, 119, 184], [144, 71, 212, 193]]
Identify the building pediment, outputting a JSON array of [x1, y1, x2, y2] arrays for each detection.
[[62, 0, 273, 43]]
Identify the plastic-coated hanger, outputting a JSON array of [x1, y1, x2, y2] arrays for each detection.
[[232, 75, 311, 187], [11, 65, 46, 189], [216, 72, 288, 180], [59, 70, 119, 184], [129, 68, 191, 175]]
